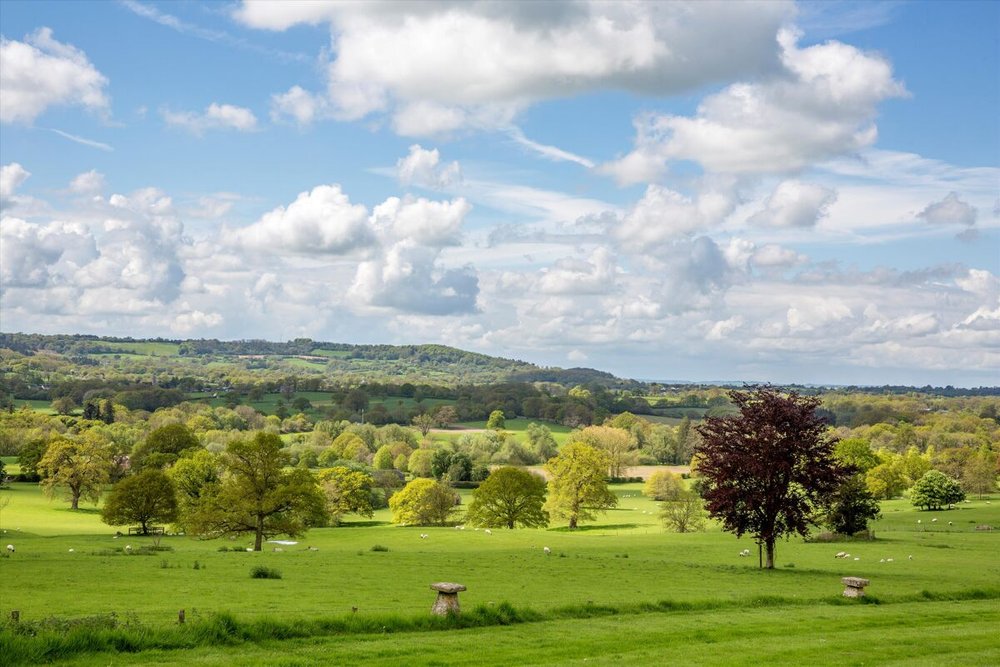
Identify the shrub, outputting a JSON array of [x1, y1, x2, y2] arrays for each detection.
[[370, 544, 389, 552], [249, 566, 282, 579]]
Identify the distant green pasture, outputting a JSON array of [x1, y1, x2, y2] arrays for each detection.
[[88, 341, 180, 356]]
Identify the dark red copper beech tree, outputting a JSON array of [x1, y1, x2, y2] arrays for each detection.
[[695, 386, 847, 569]]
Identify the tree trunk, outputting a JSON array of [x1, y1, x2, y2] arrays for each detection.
[[764, 538, 775, 569], [507, 519, 514, 529], [569, 516, 577, 530], [71, 492, 80, 510], [254, 516, 264, 551], [140, 519, 149, 535]]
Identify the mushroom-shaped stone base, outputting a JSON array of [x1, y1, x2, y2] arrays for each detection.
[[841, 576, 870, 598], [430, 582, 467, 616]]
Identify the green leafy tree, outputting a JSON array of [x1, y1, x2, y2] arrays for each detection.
[[373, 445, 395, 470], [644, 469, 684, 501], [962, 447, 998, 499], [167, 449, 221, 529], [486, 410, 506, 431], [100, 468, 179, 534], [659, 490, 706, 533], [543, 442, 617, 529], [910, 470, 965, 511], [576, 425, 638, 478], [824, 474, 881, 535], [865, 455, 906, 499], [408, 448, 434, 478], [834, 438, 879, 473], [132, 423, 200, 470], [388, 478, 458, 526], [38, 435, 113, 510], [695, 386, 847, 569], [525, 422, 558, 461], [466, 466, 549, 529], [317, 466, 375, 525], [187, 432, 327, 550]]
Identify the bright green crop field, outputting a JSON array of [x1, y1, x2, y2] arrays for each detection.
[[1, 482, 997, 665]]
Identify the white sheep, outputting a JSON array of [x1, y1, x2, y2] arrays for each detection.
[[739, 549, 751, 557], [880, 558, 885, 563], [246, 548, 253, 552], [917, 519, 922, 524], [931, 518, 937, 523], [273, 547, 284, 552], [124, 544, 132, 552], [5, 544, 13, 553], [484, 529, 492, 535], [835, 551, 846, 559], [420, 534, 428, 539], [886, 558, 894, 562], [908, 555, 913, 560], [543, 546, 551, 555], [948, 521, 953, 526], [308, 546, 319, 551], [844, 553, 851, 559], [853, 557, 860, 561], [68, 548, 74, 553]]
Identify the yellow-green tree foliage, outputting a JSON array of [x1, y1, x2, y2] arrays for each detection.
[[644, 469, 684, 501], [318, 466, 375, 525], [38, 434, 113, 510], [388, 478, 457, 526], [543, 442, 617, 529]]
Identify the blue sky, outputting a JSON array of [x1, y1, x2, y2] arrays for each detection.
[[1, 1, 998, 386]]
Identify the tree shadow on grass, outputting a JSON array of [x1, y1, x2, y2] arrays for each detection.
[[336, 520, 392, 528], [549, 523, 639, 532]]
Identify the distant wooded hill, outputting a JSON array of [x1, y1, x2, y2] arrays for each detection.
[[0, 332, 634, 388]]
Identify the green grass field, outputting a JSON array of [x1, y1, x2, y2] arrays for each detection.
[[439, 419, 576, 446], [1, 482, 997, 665]]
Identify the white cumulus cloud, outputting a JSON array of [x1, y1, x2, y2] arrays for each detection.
[[748, 180, 837, 228], [396, 145, 462, 189], [0, 28, 110, 124], [163, 103, 258, 134]]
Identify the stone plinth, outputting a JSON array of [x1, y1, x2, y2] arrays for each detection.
[[841, 576, 870, 598], [430, 582, 467, 616]]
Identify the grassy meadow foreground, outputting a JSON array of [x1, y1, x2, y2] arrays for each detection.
[[2, 481, 998, 665]]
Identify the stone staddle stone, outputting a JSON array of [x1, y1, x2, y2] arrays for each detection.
[[430, 582, 467, 616], [841, 576, 870, 598]]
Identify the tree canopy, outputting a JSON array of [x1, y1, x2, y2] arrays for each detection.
[[388, 478, 458, 526], [100, 468, 178, 534], [38, 435, 113, 510], [186, 432, 327, 550], [466, 466, 549, 529], [543, 442, 617, 529], [910, 470, 965, 510], [695, 386, 847, 569]]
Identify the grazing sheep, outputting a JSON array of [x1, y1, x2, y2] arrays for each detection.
[[68, 548, 74, 553], [835, 551, 847, 559], [931, 518, 937, 523], [5, 544, 13, 553], [887, 558, 894, 562], [246, 548, 253, 552], [917, 519, 922, 524], [543, 546, 551, 555], [273, 547, 283, 552], [844, 553, 851, 559], [485, 529, 492, 535], [739, 549, 751, 557], [880, 558, 885, 563], [308, 546, 319, 551], [853, 557, 860, 561], [908, 555, 913, 560], [948, 521, 953, 526], [124, 545, 132, 552], [420, 534, 428, 539]]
